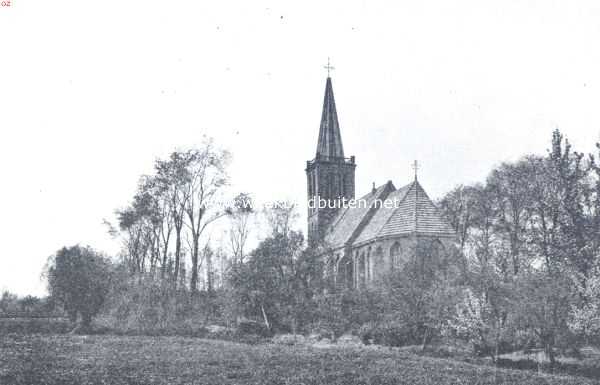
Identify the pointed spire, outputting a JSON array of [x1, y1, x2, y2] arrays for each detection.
[[316, 77, 345, 158]]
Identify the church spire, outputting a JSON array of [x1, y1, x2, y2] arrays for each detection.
[[316, 76, 345, 158]]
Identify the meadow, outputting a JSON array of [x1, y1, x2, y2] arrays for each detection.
[[1, 333, 598, 385]]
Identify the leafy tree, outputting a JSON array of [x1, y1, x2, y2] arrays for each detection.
[[0, 291, 18, 314], [383, 240, 464, 349], [230, 231, 323, 333], [45, 245, 112, 330], [438, 185, 478, 251], [116, 176, 163, 275], [487, 159, 533, 275], [569, 266, 600, 342]]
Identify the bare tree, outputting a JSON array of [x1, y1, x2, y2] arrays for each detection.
[[263, 200, 299, 238], [183, 140, 230, 294], [227, 193, 254, 265], [155, 152, 193, 284]]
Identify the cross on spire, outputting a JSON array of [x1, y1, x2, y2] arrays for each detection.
[[412, 160, 420, 181], [324, 57, 335, 78]]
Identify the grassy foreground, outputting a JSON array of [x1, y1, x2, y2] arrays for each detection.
[[0, 334, 598, 385]]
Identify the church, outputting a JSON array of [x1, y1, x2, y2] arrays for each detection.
[[306, 75, 456, 290]]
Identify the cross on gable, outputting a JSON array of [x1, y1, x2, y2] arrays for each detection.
[[412, 160, 420, 180]]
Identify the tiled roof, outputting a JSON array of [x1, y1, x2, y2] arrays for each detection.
[[375, 181, 455, 239], [324, 182, 393, 249], [316, 77, 345, 158], [352, 184, 412, 245], [324, 180, 455, 249]]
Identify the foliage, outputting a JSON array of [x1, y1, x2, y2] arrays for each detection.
[[100, 271, 209, 336], [446, 286, 515, 360], [439, 129, 600, 367], [569, 265, 600, 340], [111, 138, 231, 293], [229, 230, 324, 333], [44, 245, 113, 329], [0, 317, 72, 334], [380, 240, 464, 349]]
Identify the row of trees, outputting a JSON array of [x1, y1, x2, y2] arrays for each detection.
[[439, 130, 600, 365], [41, 129, 600, 370], [105, 138, 256, 294], [0, 291, 55, 317]]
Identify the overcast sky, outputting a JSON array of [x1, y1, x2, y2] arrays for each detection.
[[1, 1, 600, 296]]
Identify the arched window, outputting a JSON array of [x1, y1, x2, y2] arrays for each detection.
[[365, 247, 370, 283], [354, 251, 359, 288], [390, 242, 401, 269], [374, 246, 383, 280]]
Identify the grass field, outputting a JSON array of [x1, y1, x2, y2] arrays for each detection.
[[1, 334, 598, 385]]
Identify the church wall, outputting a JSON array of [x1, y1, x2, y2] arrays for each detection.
[[334, 235, 456, 289]]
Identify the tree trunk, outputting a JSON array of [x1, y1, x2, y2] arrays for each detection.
[[190, 234, 200, 294], [421, 327, 429, 351], [174, 227, 182, 283], [261, 304, 270, 330], [546, 341, 556, 370], [206, 247, 213, 292], [161, 246, 168, 279]]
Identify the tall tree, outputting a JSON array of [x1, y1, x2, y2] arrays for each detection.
[[183, 140, 230, 294], [155, 152, 193, 284], [438, 185, 477, 251], [487, 160, 533, 275], [116, 176, 162, 275]]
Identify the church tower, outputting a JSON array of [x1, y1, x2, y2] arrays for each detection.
[[306, 76, 356, 244]]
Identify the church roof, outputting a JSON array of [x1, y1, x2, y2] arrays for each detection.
[[324, 180, 455, 250], [316, 77, 345, 158], [352, 183, 413, 244], [376, 180, 455, 239], [324, 181, 394, 249]]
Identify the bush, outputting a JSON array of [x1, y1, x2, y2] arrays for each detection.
[[100, 274, 214, 336], [0, 318, 72, 334], [357, 321, 420, 347], [357, 322, 377, 345], [237, 319, 271, 337]]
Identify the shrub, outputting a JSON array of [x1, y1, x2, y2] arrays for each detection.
[[358, 321, 420, 347], [99, 274, 213, 336], [357, 322, 377, 345], [0, 318, 71, 334], [237, 319, 271, 337]]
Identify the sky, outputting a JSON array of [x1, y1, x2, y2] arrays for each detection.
[[1, 0, 600, 296]]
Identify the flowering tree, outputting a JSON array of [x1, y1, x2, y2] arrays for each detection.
[[569, 267, 600, 341]]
